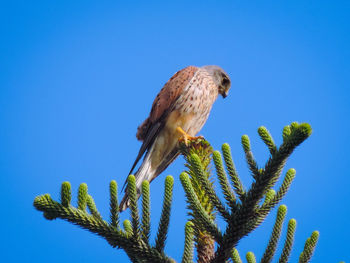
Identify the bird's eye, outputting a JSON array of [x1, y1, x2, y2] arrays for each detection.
[[222, 78, 230, 86]]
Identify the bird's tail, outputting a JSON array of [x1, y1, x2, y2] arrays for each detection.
[[119, 146, 156, 212]]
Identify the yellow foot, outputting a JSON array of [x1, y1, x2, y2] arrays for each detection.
[[176, 127, 203, 146]]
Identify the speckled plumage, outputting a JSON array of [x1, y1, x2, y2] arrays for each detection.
[[120, 65, 231, 211]]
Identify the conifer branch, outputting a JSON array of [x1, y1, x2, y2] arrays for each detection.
[[243, 189, 277, 235], [123, 220, 133, 237], [87, 195, 102, 220], [180, 172, 222, 242], [241, 135, 260, 178], [180, 140, 217, 263], [78, 183, 88, 211], [203, 122, 311, 262], [221, 143, 246, 201], [33, 122, 321, 263], [269, 169, 296, 208], [299, 231, 319, 263], [34, 193, 126, 244], [182, 221, 195, 263], [263, 189, 276, 206], [278, 219, 296, 263], [256, 168, 296, 219], [178, 124, 313, 263], [246, 252, 257, 263], [258, 126, 277, 155], [128, 175, 140, 239], [282, 126, 291, 141], [261, 205, 287, 263], [141, 180, 151, 243], [212, 151, 236, 208], [60, 181, 71, 207], [189, 154, 231, 220], [231, 248, 243, 263], [34, 176, 176, 263], [109, 180, 119, 228], [155, 176, 174, 252], [232, 211, 318, 263]]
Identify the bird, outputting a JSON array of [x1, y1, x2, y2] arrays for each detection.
[[119, 65, 231, 211]]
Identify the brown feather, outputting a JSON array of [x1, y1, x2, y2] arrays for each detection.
[[137, 66, 198, 140], [124, 66, 198, 191]]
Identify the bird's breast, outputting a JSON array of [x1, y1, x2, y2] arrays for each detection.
[[171, 70, 218, 136]]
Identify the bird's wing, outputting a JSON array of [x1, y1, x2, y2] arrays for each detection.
[[127, 121, 161, 179], [148, 66, 198, 123], [123, 66, 198, 191], [152, 148, 180, 182]]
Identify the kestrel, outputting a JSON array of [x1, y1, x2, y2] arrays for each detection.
[[120, 65, 231, 211]]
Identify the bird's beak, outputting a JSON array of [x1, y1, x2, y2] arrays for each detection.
[[222, 91, 228, 98]]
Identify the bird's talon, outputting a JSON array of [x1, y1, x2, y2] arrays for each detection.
[[177, 127, 204, 145], [184, 137, 188, 146]]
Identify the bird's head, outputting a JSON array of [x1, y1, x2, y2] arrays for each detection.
[[202, 65, 231, 98]]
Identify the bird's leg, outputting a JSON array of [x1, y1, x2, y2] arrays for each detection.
[[176, 127, 204, 146]]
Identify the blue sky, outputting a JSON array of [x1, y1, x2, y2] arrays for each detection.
[[1, 1, 349, 262]]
